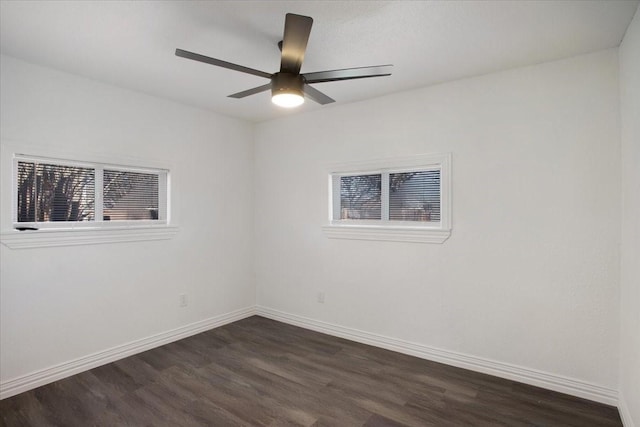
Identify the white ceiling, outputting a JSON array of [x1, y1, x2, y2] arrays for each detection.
[[1, 1, 637, 123]]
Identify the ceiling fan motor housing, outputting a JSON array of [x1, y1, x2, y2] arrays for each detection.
[[271, 72, 305, 97]]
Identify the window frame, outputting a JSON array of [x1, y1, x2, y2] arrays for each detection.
[[323, 153, 451, 244], [1, 145, 177, 249]]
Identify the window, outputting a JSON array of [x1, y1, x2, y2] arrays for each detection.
[[339, 174, 382, 220], [17, 161, 96, 223], [389, 171, 440, 222], [102, 169, 160, 221], [1, 153, 176, 249], [15, 156, 167, 228], [324, 153, 451, 243]]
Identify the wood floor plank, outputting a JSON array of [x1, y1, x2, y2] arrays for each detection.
[[0, 316, 622, 427]]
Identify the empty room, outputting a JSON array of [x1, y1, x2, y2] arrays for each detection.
[[0, 1, 638, 426]]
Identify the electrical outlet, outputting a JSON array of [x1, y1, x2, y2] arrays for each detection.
[[317, 292, 325, 304], [179, 294, 188, 307]]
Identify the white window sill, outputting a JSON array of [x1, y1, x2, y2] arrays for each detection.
[[322, 224, 451, 244], [0, 225, 179, 249]]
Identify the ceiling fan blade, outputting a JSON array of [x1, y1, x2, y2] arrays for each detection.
[[303, 84, 335, 105], [176, 48, 272, 79], [280, 14, 313, 74], [228, 83, 273, 99], [303, 65, 393, 84]]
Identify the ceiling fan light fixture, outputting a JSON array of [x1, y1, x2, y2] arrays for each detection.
[[272, 91, 304, 108], [271, 72, 305, 108]]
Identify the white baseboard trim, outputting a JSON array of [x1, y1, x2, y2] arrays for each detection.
[[2, 305, 622, 411], [619, 392, 636, 427], [255, 306, 618, 406], [0, 306, 256, 400]]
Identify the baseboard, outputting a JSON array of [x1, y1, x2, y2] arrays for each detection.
[[619, 392, 636, 427], [255, 305, 618, 406], [0, 306, 256, 400], [2, 305, 621, 410]]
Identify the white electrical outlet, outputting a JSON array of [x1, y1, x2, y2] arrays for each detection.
[[179, 294, 188, 307], [317, 292, 325, 303]]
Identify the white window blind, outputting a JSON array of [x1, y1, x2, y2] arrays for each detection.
[[389, 170, 440, 222], [333, 168, 441, 224], [339, 174, 382, 220], [103, 170, 159, 221], [14, 156, 168, 229], [17, 161, 95, 223]]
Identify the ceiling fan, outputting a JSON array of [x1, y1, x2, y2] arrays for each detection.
[[175, 13, 393, 108]]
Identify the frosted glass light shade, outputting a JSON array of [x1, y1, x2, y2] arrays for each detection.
[[272, 92, 304, 108]]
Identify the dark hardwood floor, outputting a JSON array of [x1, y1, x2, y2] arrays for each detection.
[[0, 316, 621, 426]]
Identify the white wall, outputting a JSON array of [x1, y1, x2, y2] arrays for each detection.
[[619, 5, 640, 426], [255, 50, 621, 396], [0, 56, 255, 387]]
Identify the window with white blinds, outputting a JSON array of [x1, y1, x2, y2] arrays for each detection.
[[17, 161, 95, 223], [326, 153, 451, 243], [14, 156, 168, 229], [103, 170, 159, 221], [389, 170, 440, 222], [340, 174, 382, 220]]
